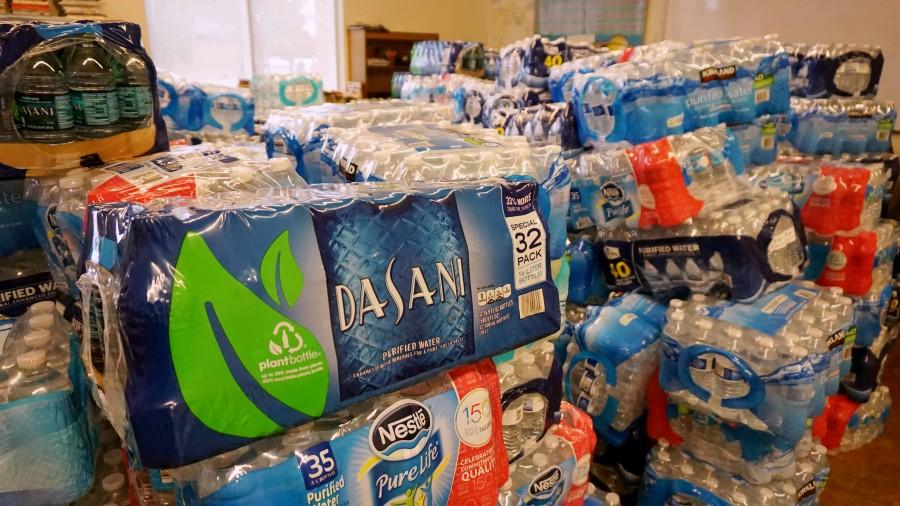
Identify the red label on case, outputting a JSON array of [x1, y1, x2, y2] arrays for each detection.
[[626, 138, 704, 228], [801, 165, 871, 235], [817, 231, 877, 296]]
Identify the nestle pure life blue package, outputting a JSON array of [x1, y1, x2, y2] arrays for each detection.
[[175, 360, 510, 506], [113, 178, 560, 467]]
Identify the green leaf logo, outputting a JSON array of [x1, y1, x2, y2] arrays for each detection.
[[169, 231, 329, 438]]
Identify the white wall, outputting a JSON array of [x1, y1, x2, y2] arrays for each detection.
[[104, 0, 151, 51], [653, 0, 900, 103]]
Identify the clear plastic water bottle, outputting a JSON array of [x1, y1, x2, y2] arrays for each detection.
[[112, 50, 152, 130], [6, 350, 70, 401], [66, 42, 120, 138], [516, 353, 547, 442], [14, 51, 74, 142], [22, 329, 68, 370]]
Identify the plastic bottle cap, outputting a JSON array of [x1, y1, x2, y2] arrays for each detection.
[[697, 319, 714, 330], [759, 488, 773, 500], [519, 353, 535, 365], [605, 493, 621, 506], [497, 363, 514, 377], [732, 492, 747, 503], [16, 349, 47, 370], [268, 157, 293, 173], [757, 336, 774, 347], [690, 294, 706, 302], [670, 309, 685, 321], [878, 385, 890, 394], [103, 448, 122, 467], [800, 462, 813, 473], [28, 313, 54, 330], [102, 472, 126, 492], [532, 453, 548, 467], [669, 299, 685, 308], [66, 168, 89, 176], [23, 329, 52, 349], [31, 301, 56, 314], [789, 346, 808, 358]]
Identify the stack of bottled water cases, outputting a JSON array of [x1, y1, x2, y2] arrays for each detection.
[[785, 98, 895, 155], [572, 36, 790, 151], [0, 19, 168, 173], [409, 40, 449, 76], [581, 125, 808, 301], [250, 73, 324, 119], [561, 293, 667, 446], [261, 100, 454, 182], [317, 121, 571, 276], [66, 144, 306, 435], [0, 301, 95, 504], [639, 439, 829, 505], [787, 43, 884, 99], [398, 72, 487, 104], [157, 70, 256, 142]]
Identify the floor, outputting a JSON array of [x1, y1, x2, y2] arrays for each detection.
[[821, 354, 900, 505]]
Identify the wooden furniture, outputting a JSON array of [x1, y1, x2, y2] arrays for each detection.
[[347, 28, 438, 98]]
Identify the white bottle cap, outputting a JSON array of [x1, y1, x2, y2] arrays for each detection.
[[103, 448, 122, 467], [757, 336, 775, 348], [28, 313, 55, 330], [605, 493, 621, 506], [669, 299, 685, 308], [697, 319, 714, 330], [17, 349, 48, 370], [30, 301, 56, 314], [58, 175, 85, 190], [670, 309, 685, 321], [519, 353, 536, 365], [690, 294, 706, 302], [732, 491, 747, 504], [532, 453, 548, 467], [102, 472, 126, 492], [23, 329, 52, 349], [268, 157, 293, 173], [759, 487, 773, 500], [877, 385, 890, 394], [799, 462, 813, 474], [497, 363, 514, 377]]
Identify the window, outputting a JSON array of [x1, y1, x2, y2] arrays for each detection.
[[144, 0, 341, 89]]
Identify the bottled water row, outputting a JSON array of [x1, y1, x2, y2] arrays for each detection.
[[788, 97, 895, 155], [410, 40, 448, 76], [499, 102, 580, 156], [169, 361, 509, 505], [453, 79, 547, 129], [1, 38, 152, 144], [397, 72, 488, 103], [157, 71, 256, 140], [638, 441, 827, 506], [497, 336, 559, 458], [837, 385, 892, 452], [666, 401, 825, 484], [497, 35, 608, 90], [787, 43, 884, 99], [747, 158, 888, 236], [563, 294, 666, 445], [811, 221, 898, 298], [572, 36, 790, 147], [0, 301, 95, 504], [660, 282, 855, 443], [729, 114, 783, 166], [249, 73, 324, 118], [500, 402, 597, 506], [319, 121, 571, 261], [596, 189, 806, 301], [0, 301, 71, 402], [261, 100, 454, 182], [548, 41, 688, 103], [571, 125, 747, 231]]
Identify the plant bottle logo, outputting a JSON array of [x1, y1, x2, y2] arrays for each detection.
[[369, 399, 433, 461], [269, 321, 304, 355]]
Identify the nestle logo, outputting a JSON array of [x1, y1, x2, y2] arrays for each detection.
[[529, 466, 562, 497], [369, 400, 432, 460], [600, 182, 624, 205]]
